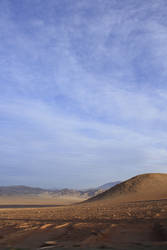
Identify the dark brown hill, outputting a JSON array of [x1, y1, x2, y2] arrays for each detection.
[[87, 173, 167, 203]]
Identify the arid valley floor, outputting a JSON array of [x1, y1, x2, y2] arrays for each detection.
[[0, 174, 167, 250], [0, 200, 166, 249]]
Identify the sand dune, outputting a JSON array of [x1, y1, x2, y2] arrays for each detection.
[[87, 173, 167, 203]]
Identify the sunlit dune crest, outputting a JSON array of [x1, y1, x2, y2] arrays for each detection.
[[87, 173, 167, 203]]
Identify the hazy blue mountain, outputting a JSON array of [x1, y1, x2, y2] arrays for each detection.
[[0, 185, 45, 196], [97, 181, 120, 190], [0, 181, 120, 198]]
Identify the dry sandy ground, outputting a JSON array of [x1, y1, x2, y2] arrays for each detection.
[[0, 195, 85, 206], [0, 199, 166, 250], [0, 174, 167, 249]]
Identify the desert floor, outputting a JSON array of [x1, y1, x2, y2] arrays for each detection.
[[0, 199, 166, 250]]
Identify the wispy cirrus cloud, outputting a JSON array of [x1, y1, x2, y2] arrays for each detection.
[[0, 97, 167, 188], [0, 0, 167, 187]]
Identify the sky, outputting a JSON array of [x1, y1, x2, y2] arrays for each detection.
[[0, 0, 167, 189]]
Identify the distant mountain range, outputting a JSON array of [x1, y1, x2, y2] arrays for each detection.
[[0, 185, 45, 196], [0, 181, 120, 199], [1, 174, 166, 204]]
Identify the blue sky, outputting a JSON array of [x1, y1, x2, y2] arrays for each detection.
[[0, 0, 167, 188]]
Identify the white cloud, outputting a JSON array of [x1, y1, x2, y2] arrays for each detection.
[[0, 0, 167, 187], [0, 96, 167, 187]]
